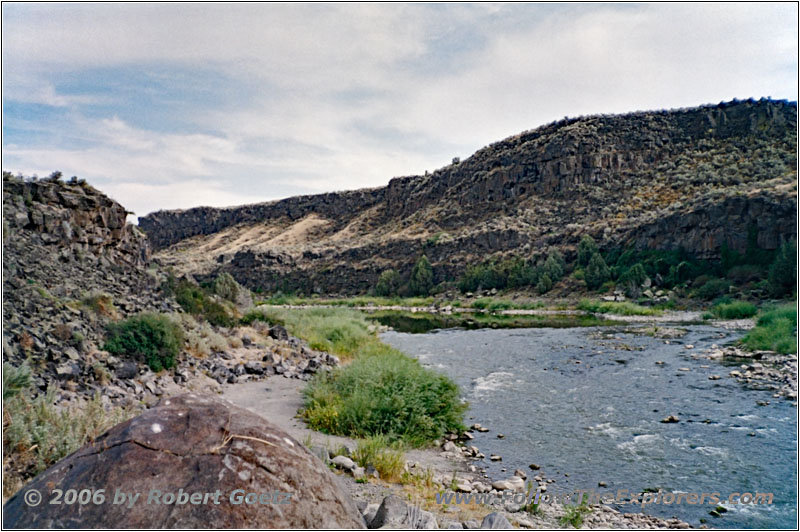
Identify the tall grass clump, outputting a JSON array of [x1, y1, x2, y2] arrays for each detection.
[[708, 300, 758, 319], [303, 344, 465, 445], [104, 312, 184, 371], [577, 299, 663, 316], [742, 303, 797, 354], [351, 435, 406, 482]]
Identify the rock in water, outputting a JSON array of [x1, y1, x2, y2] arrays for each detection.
[[3, 394, 365, 529]]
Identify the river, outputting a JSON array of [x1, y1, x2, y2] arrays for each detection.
[[381, 323, 797, 528]]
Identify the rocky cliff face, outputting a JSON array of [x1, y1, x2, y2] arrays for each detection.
[[139, 99, 797, 294]]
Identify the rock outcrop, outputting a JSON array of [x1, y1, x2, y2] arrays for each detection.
[[3, 394, 365, 529], [138, 99, 797, 294]]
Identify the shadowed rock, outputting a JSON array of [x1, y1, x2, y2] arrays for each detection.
[[3, 394, 365, 529]]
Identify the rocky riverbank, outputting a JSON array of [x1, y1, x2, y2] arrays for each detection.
[[222, 375, 695, 529], [705, 345, 798, 401]]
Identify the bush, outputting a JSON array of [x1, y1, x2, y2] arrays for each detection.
[[104, 313, 184, 371], [3, 362, 31, 400], [577, 235, 598, 267], [3, 389, 134, 490], [584, 253, 610, 290], [409, 255, 434, 296], [168, 277, 237, 327], [302, 346, 465, 445], [695, 278, 731, 300], [213, 272, 240, 302], [542, 253, 564, 282], [742, 304, 797, 354], [536, 273, 553, 294], [709, 300, 758, 319], [768, 240, 796, 298], [375, 269, 401, 297]]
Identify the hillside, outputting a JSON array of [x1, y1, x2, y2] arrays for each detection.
[[139, 99, 797, 295]]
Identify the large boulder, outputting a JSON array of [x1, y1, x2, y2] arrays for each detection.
[[3, 394, 365, 528]]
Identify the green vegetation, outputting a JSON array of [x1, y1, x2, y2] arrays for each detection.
[[742, 303, 797, 354], [375, 269, 401, 297], [3, 370, 134, 495], [263, 309, 464, 445], [104, 312, 184, 371], [351, 435, 406, 482], [163, 275, 237, 327], [694, 278, 731, 300], [708, 299, 758, 319], [243, 307, 372, 360], [560, 495, 592, 528], [768, 240, 797, 297], [80, 291, 118, 318], [409, 255, 434, 296], [212, 272, 241, 302], [584, 253, 611, 290], [3, 362, 32, 400], [577, 235, 599, 267], [457, 251, 564, 294], [577, 299, 663, 316]]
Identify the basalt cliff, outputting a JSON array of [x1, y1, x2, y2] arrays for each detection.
[[139, 99, 797, 294]]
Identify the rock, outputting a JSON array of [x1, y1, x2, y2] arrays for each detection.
[[442, 520, 464, 529], [491, 480, 513, 491], [513, 469, 527, 480], [115, 361, 139, 380], [369, 495, 436, 529], [496, 434, 505, 439], [507, 477, 525, 491], [55, 362, 80, 379], [443, 441, 459, 453], [528, 463, 540, 470], [455, 481, 473, 493], [490, 455, 502, 461], [352, 466, 366, 480], [661, 415, 680, 423], [598, 481, 607, 487], [480, 512, 512, 529], [708, 375, 721, 380], [362, 503, 380, 527], [269, 325, 289, 341], [332, 455, 356, 471], [2, 393, 364, 528]]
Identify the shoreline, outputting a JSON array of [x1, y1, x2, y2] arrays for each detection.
[[221, 374, 695, 529]]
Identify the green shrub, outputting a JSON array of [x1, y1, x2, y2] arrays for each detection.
[[560, 496, 591, 528], [3, 390, 134, 486], [104, 312, 184, 371], [577, 235, 598, 267], [709, 300, 758, 319], [375, 269, 401, 297], [585, 253, 610, 290], [695, 278, 731, 300], [536, 273, 553, 294], [303, 346, 465, 445], [409, 255, 434, 296], [542, 253, 564, 282], [742, 303, 797, 354], [168, 277, 236, 327], [768, 240, 796, 298], [3, 362, 31, 400], [213, 272, 240, 302]]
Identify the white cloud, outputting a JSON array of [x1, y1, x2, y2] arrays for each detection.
[[2, 3, 797, 217]]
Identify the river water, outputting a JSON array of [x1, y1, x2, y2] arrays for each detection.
[[381, 324, 797, 528]]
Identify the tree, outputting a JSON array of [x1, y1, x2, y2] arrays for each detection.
[[409, 255, 434, 296], [536, 273, 553, 294], [542, 253, 564, 282], [619, 263, 648, 297], [585, 252, 611, 290], [375, 269, 401, 297], [577, 235, 598, 267], [768, 240, 797, 297]]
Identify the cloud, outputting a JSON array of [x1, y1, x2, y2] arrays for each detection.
[[2, 3, 797, 217]]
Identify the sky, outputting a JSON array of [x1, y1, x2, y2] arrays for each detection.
[[2, 3, 797, 220]]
